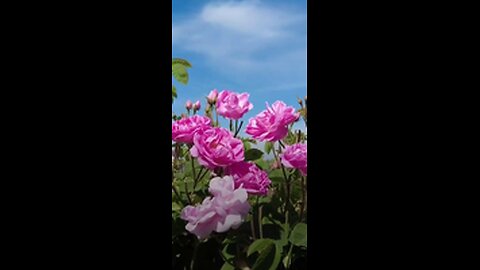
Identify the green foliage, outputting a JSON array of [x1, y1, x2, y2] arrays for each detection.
[[289, 223, 307, 247], [172, 58, 191, 104], [244, 148, 264, 161]]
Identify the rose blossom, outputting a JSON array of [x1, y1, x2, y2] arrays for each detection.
[[245, 101, 300, 142], [190, 127, 244, 169], [216, 90, 253, 120], [225, 161, 271, 196], [280, 143, 307, 176], [207, 89, 218, 105], [180, 175, 250, 239], [172, 115, 212, 143]]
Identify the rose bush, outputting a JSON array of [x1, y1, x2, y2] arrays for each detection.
[[172, 59, 307, 270]]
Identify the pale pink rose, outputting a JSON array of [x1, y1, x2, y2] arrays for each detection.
[[246, 101, 300, 142], [190, 127, 244, 169], [172, 115, 212, 144], [225, 161, 271, 196], [216, 90, 253, 120], [185, 100, 193, 110], [193, 100, 201, 111], [280, 143, 307, 176], [207, 89, 218, 105], [180, 175, 250, 239]]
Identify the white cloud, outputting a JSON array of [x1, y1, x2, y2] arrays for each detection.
[[172, 0, 306, 77]]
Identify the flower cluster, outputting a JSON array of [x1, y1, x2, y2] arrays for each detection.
[[173, 88, 307, 239]]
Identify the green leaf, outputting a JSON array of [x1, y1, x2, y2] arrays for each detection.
[[245, 148, 263, 161], [249, 240, 281, 270], [220, 262, 234, 270], [243, 140, 251, 151], [172, 63, 189, 85], [172, 85, 177, 103], [254, 159, 268, 170], [172, 58, 192, 68], [247, 239, 274, 256], [289, 223, 307, 247], [264, 142, 274, 154]]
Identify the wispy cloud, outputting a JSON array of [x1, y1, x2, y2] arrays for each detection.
[[172, 0, 306, 79]]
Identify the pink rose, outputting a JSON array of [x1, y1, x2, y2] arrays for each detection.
[[216, 90, 253, 120], [172, 115, 212, 144], [185, 100, 193, 110], [280, 143, 307, 176], [190, 127, 244, 169], [246, 101, 300, 142], [225, 161, 271, 196], [180, 175, 250, 239], [207, 89, 218, 105]]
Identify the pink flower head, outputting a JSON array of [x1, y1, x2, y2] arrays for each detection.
[[172, 115, 212, 144], [207, 89, 218, 105], [193, 100, 201, 111], [190, 127, 244, 169], [216, 90, 253, 120], [185, 100, 193, 110], [280, 143, 307, 176], [180, 175, 250, 239], [246, 101, 300, 142], [225, 161, 271, 196]]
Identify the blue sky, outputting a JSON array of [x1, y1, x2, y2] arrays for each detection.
[[172, 0, 307, 141]]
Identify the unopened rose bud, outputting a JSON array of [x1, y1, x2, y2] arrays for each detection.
[[185, 100, 192, 111], [270, 159, 281, 170], [297, 97, 303, 107], [207, 89, 218, 105], [193, 100, 201, 111]]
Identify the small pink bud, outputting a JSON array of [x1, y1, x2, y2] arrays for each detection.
[[193, 100, 201, 111], [207, 89, 218, 105], [185, 100, 193, 110]]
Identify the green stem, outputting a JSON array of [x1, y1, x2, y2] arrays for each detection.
[[229, 120, 233, 132], [250, 216, 257, 241], [286, 243, 294, 269], [171, 184, 184, 207], [191, 157, 197, 181], [184, 177, 193, 205], [299, 176, 306, 221], [278, 143, 291, 217], [190, 240, 199, 270], [258, 204, 263, 239], [192, 167, 204, 191], [215, 106, 219, 127], [234, 121, 243, 138]]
